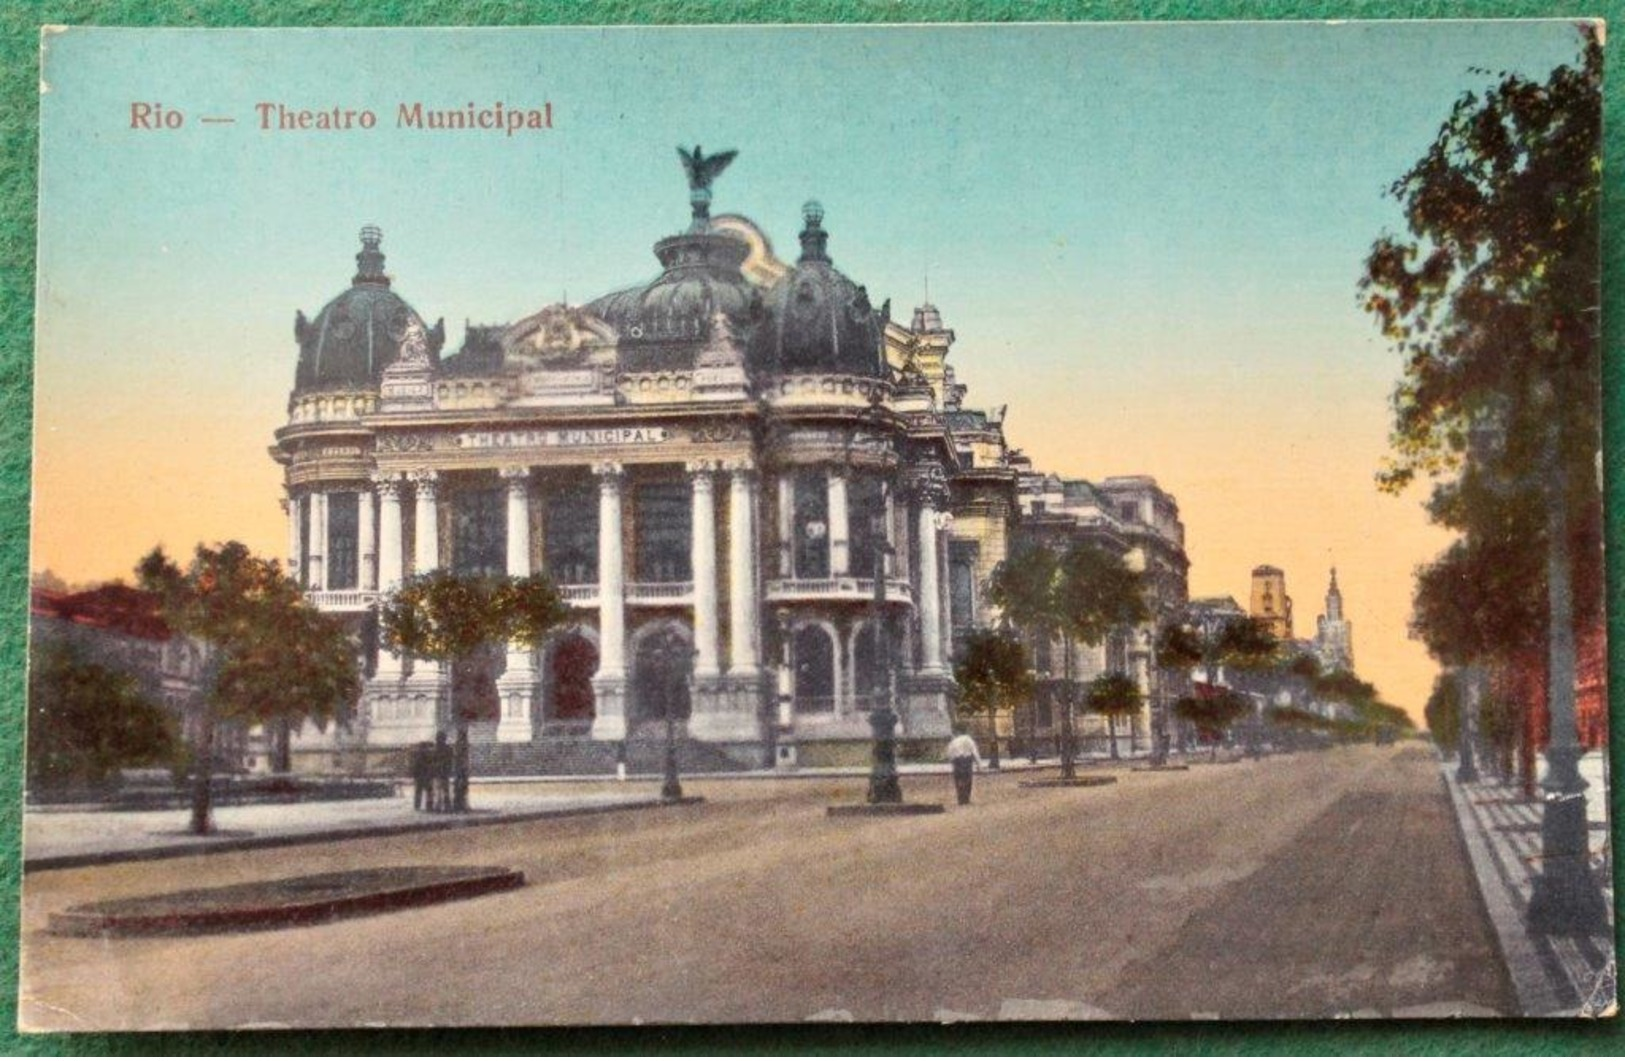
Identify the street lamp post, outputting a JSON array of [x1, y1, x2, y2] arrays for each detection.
[[866, 495, 903, 805]]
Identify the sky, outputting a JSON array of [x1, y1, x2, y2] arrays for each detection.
[[31, 22, 1598, 719]]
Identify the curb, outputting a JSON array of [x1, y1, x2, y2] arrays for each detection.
[[48, 865, 526, 938], [1437, 762, 1569, 1016], [24, 795, 704, 874]]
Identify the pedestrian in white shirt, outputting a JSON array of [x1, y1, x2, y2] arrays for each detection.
[[946, 729, 983, 805]]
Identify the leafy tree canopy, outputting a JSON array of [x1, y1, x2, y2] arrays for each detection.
[[27, 640, 177, 785], [953, 627, 1033, 717], [988, 541, 1147, 648], [138, 542, 360, 730], [1086, 671, 1142, 719], [1361, 31, 1601, 500], [380, 570, 571, 665]]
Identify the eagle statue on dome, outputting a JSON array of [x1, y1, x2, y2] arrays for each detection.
[[677, 145, 738, 230], [677, 145, 737, 191]]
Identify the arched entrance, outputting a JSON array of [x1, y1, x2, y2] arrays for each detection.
[[543, 631, 598, 734], [793, 624, 836, 714], [630, 622, 693, 734]]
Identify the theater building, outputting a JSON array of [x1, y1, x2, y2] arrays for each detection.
[[272, 158, 986, 771]]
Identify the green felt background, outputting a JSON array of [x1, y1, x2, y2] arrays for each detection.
[[0, 0, 1621, 1053]]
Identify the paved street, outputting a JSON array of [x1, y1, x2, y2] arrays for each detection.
[[18, 743, 1514, 1029]]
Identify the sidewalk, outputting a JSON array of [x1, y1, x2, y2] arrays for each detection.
[[1439, 752, 1617, 1017], [22, 789, 684, 872]]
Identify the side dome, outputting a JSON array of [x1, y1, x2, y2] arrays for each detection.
[[751, 202, 886, 378], [293, 226, 444, 392]]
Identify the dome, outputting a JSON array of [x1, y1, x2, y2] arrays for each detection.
[[584, 228, 763, 365], [293, 226, 444, 392], [749, 202, 886, 378]]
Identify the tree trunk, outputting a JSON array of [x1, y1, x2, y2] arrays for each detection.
[[986, 705, 1001, 770], [190, 707, 216, 836], [1059, 636, 1076, 780], [1107, 714, 1119, 759]]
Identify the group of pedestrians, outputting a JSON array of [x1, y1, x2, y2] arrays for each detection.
[[407, 726, 987, 808], [410, 730, 470, 813]]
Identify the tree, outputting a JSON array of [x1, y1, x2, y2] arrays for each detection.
[[1359, 29, 1603, 932], [379, 569, 570, 807], [1424, 671, 1464, 754], [953, 626, 1033, 770], [988, 541, 1146, 780], [1085, 671, 1142, 761], [138, 542, 361, 834], [1174, 689, 1249, 761], [26, 640, 177, 789]]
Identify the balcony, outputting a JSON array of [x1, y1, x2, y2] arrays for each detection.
[[306, 589, 380, 612], [765, 577, 913, 605], [557, 582, 695, 607], [627, 581, 693, 605]]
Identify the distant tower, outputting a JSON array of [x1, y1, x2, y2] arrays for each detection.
[[1315, 568, 1355, 672], [1249, 565, 1292, 641]]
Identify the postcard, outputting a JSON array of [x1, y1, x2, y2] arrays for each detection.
[[18, 21, 1615, 1028]]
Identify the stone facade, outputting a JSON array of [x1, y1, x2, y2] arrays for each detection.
[[272, 165, 991, 772]]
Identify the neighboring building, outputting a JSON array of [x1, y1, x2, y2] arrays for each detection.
[[1314, 567, 1355, 673], [1249, 565, 1292, 641], [28, 585, 230, 770], [274, 158, 988, 772], [1004, 465, 1190, 756]]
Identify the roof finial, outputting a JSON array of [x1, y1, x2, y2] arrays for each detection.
[[677, 145, 738, 232], [354, 224, 389, 286], [798, 200, 830, 263]]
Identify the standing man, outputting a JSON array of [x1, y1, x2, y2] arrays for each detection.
[[432, 730, 452, 813], [410, 741, 432, 811], [946, 728, 984, 806]]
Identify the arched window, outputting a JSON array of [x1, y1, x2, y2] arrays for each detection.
[[793, 625, 836, 713], [632, 624, 692, 724], [852, 621, 887, 710], [549, 633, 598, 722]]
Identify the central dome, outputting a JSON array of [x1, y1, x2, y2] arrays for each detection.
[[584, 227, 763, 359]]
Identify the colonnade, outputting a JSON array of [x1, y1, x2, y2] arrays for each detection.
[[287, 455, 952, 743]]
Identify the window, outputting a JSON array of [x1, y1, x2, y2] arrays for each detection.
[[327, 492, 360, 589], [1119, 502, 1138, 524], [546, 483, 598, 585], [949, 540, 980, 635], [452, 485, 506, 577], [848, 476, 887, 577], [793, 469, 830, 579], [635, 481, 691, 582]]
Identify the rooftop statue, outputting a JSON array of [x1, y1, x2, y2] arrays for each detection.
[[677, 145, 737, 229]]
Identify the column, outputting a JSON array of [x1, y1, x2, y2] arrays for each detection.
[[776, 472, 795, 577], [307, 491, 328, 591], [283, 493, 302, 586], [689, 461, 720, 677], [498, 467, 536, 742], [827, 469, 849, 577], [916, 489, 946, 676], [410, 471, 440, 682], [591, 462, 628, 740], [357, 485, 377, 592], [728, 461, 761, 674], [374, 475, 405, 680]]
